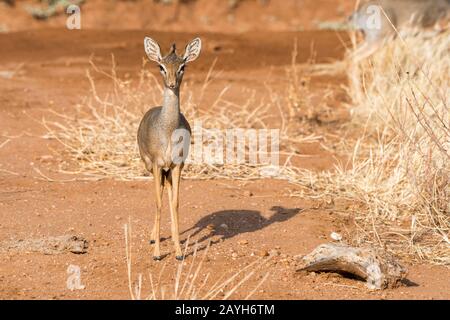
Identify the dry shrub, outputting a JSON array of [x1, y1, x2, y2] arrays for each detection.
[[42, 56, 302, 181], [294, 31, 449, 264], [42, 42, 322, 182]]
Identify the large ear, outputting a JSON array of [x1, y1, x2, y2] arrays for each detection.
[[183, 38, 202, 63], [144, 37, 162, 62]]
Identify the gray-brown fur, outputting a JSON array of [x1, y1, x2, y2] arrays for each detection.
[[137, 37, 201, 260], [137, 91, 191, 172]]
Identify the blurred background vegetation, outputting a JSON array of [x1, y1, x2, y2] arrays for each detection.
[[2, 0, 269, 18]]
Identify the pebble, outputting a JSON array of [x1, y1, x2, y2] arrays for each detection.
[[243, 191, 253, 197], [330, 232, 342, 241], [269, 249, 280, 256], [238, 240, 248, 245], [258, 250, 269, 257], [219, 223, 228, 229], [37, 155, 53, 162]]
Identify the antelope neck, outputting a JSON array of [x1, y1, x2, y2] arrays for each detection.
[[161, 86, 180, 126]]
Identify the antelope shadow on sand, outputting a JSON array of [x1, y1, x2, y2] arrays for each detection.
[[177, 206, 302, 255]]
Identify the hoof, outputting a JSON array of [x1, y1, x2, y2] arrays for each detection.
[[153, 255, 162, 261], [175, 255, 184, 261], [149, 239, 155, 244]]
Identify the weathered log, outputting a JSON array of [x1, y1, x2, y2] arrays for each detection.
[[297, 243, 407, 290]]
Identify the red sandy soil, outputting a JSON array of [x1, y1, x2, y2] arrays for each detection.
[[0, 1, 449, 300]]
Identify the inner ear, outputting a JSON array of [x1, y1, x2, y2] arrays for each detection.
[[183, 38, 202, 63], [144, 37, 162, 63]]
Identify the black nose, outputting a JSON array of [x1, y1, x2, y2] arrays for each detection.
[[169, 84, 176, 88]]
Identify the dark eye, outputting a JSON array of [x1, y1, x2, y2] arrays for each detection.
[[159, 65, 165, 73], [179, 65, 185, 73]]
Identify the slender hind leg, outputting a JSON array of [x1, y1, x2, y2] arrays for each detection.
[[167, 165, 183, 260], [150, 164, 165, 260]]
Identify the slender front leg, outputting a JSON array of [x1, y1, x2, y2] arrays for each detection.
[[151, 164, 164, 260], [150, 170, 165, 244], [167, 165, 183, 260]]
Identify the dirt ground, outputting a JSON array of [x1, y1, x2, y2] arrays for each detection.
[[0, 0, 449, 300]]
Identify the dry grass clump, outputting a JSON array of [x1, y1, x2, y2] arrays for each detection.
[[124, 223, 269, 300], [294, 31, 449, 264], [42, 57, 299, 181]]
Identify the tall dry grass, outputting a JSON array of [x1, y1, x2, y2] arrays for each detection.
[[294, 31, 449, 264], [349, 32, 449, 263], [124, 223, 270, 300], [42, 53, 312, 182]]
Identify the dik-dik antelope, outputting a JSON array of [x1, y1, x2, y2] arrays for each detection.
[[137, 37, 201, 260]]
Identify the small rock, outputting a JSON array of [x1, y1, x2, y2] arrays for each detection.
[[330, 232, 342, 241], [258, 250, 269, 257], [219, 223, 228, 229], [243, 190, 253, 197], [206, 224, 215, 231], [269, 249, 280, 257], [37, 155, 53, 163], [238, 240, 248, 245], [231, 252, 238, 259]]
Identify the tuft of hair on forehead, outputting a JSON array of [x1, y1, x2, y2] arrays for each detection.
[[162, 43, 184, 64]]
